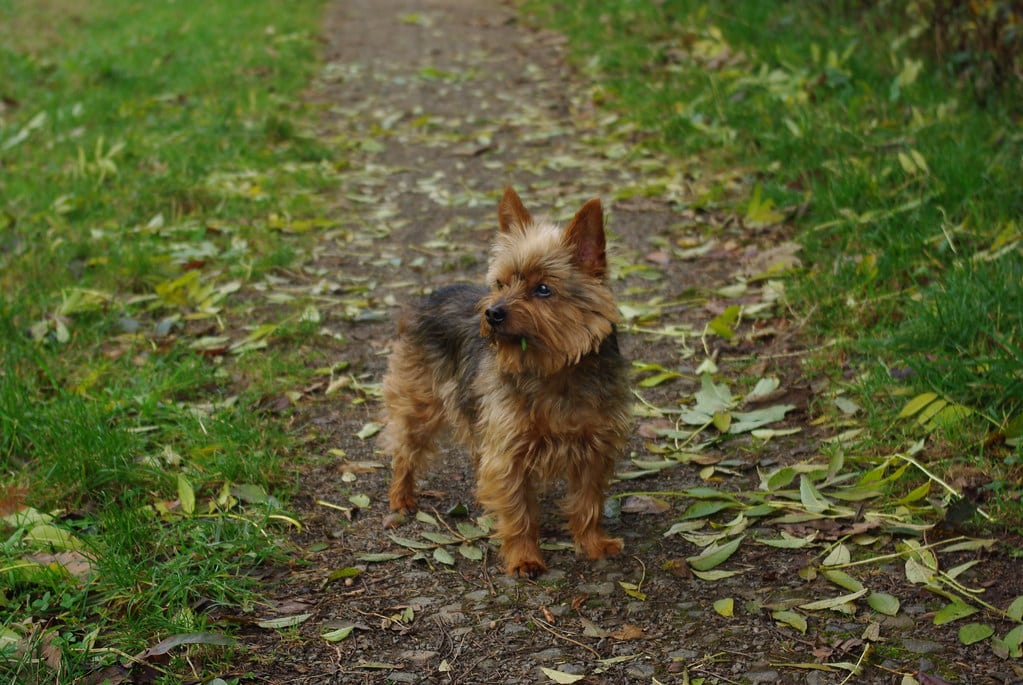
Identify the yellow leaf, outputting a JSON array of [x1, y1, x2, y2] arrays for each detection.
[[177, 474, 195, 516], [897, 151, 916, 174], [910, 149, 929, 174], [898, 392, 938, 418], [745, 184, 785, 226], [713, 597, 734, 617], [540, 668, 585, 684]]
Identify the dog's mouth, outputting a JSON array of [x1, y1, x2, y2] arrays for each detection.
[[489, 329, 532, 352]]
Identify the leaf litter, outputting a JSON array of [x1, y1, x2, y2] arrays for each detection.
[[151, 2, 1023, 683]]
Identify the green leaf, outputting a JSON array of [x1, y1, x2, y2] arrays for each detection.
[[933, 601, 978, 625], [867, 592, 900, 616], [915, 398, 948, 426], [1006, 595, 1023, 622], [771, 610, 807, 634], [618, 581, 647, 601], [799, 475, 831, 514], [388, 534, 435, 550], [415, 511, 439, 526], [941, 538, 997, 553], [354, 552, 406, 563], [348, 494, 370, 508], [756, 532, 815, 549], [231, 483, 273, 505], [455, 521, 488, 540], [708, 305, 740, 339], [458, 543, 483, 560], [680, 500, 736, 520], [745, 184, 785, 225], [728, 404, 795, 433], [687, 535, 745, 571], [693, 374, 734, 414], [258, 613, 312, 629], [691, 568, 742, 581], [24, 524, 84, 552], [322, 626, 355, 642], [356, 421, 383, 440], [894, 480, 930, 505], [639, 371, 682, 387], [904, 557, 934, 584], [799, 589, 868, 612], [765, 466, 798, 491], [822, 569, 865, 593], [325, 567, 362, 583], [958, 623, 994, 645], [1002, 623, 1023, 658], [177, 473, 196, 516], [420, 531, 460, 545], [898, 393, 938, 418], [1005, 414, 1023, 440], [540, 667, 585, 684], [433, 546, 455, 565], [822, 544, 851, 567]]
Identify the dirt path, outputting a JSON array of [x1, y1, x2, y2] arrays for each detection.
[[230, 2, 1022, 683]]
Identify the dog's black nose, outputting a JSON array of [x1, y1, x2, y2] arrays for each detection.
[[485, 305, 506, 327]]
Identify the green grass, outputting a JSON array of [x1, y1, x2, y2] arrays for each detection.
[[526, 1, 1023, 525], [0, 0, 331, 680]]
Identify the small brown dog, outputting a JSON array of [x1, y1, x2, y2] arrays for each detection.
[[379, 187, 631, 577]]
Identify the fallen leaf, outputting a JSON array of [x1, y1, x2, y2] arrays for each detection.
[[257, 613, 312, 630], [957, 623, 994, 645], [686, 534, 745, 571], [609, 624, 645, 640], [772, 609, 807, 634], [322, 626, 355, 642], [540, 668, 585, 684], [932, 601, 977, 625], [620, 495, 670, 515], [713, 597, 734, 617]]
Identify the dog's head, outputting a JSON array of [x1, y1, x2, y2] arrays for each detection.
[[479, 187, 619, 376]]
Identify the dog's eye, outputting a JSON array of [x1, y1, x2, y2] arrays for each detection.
[[533, 283, 553, 298], [494, 281, 506, 291]]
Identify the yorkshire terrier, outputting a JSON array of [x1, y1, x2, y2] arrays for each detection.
[[379, 187, 631, 577]]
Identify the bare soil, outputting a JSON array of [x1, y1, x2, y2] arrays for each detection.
[[228, 1, 1023, 683]]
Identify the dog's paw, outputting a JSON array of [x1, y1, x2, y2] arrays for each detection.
[[507, 558, 547, 579], [382, 511, 407, 529], [387, 490, 417, 515], [502, 537, 546, 578], [581, 536, 623, 560]]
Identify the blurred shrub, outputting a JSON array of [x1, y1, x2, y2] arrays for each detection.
[[904, 0, 1022, 97]]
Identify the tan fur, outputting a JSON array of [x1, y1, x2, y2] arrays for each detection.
[[379, 187, 631, 577]]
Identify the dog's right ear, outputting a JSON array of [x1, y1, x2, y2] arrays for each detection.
[[498, 186, 532, 234]]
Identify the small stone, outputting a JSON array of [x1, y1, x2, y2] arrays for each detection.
[[625, 660, 655, 679], [576, 582, 615, 595], [543, 568, 567, 582], [746, 669, 781, 683], [667, 648, 698, 661], [902, 638, 943, 654], [532, 647, 563, 662]]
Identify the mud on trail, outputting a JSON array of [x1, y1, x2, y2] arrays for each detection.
[[231, 1, 1023, 683]]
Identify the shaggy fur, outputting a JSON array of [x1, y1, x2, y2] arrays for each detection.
[[379, 187, 631, 577]]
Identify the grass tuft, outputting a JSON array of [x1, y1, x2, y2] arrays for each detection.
[[528, 0, 1023, 530], [1, 0, 329, 679]]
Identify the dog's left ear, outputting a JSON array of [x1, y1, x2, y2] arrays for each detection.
[[564, 198, 607, 279]]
